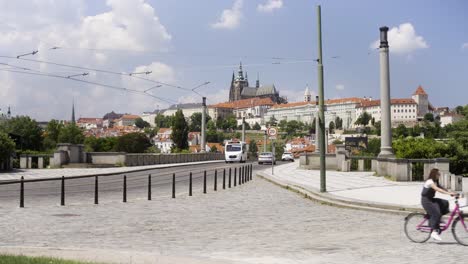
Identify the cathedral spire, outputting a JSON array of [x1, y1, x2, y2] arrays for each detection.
[[7, 106, 11, 119], [71, 99, 76, 124], [237, 61, 244, 80]]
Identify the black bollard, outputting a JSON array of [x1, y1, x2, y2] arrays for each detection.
[[250, 164, 253, 180], [234, 167, 237, 187], [242, 166, 245, 184], [172, 173, 176, 198], [94, 176, 99, 205], [189, 172, 192, 196], [20, 176, 24, 208], [61, 176, 65, 206], [223, 169, 226, 190], [239, 167, 242, 185], [228, 168, 232, 188], [123, 175, 127, 203], [148, 174, 152, 201], [203, 170, 207, 194], [214, 170, 218, 191]]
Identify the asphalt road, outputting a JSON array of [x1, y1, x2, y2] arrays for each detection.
[[0, 161, 290, 208]]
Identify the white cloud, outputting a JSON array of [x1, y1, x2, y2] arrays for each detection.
[[211, 0, 243, 30], [336, 84, 345, 91], [462, 43, 468, 50], [370, 23, 428, 54], [0, 0, 175, 120], [257, 0, 283, 13]]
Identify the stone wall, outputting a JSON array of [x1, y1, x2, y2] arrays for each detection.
[[299, 153, 338, 170], [87, 152, 224, 166]]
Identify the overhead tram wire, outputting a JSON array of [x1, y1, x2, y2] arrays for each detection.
[[0, 68, 176, 104], [0, 55, 190, 92]]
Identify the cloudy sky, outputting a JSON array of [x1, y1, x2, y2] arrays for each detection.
[[0, 0, 467, 121]]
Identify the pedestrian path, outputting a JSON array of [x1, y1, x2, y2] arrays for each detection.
[[258, 162, 467, 213], [0, 160, 223, 181]]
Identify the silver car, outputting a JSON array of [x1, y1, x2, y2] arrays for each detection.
[[258, 152, 276, 165]]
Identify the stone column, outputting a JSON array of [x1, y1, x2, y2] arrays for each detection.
[[201, 97, 207, 152], [27, 157, 32, 169], [378, 26, 395, 158], [38, 157, 44, 169]]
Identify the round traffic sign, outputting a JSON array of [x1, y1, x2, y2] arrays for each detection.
[[268, 127, 277, 136]]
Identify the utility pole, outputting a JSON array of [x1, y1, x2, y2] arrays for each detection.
[[201, 97, 207, 152], [315, 95, 320, 153], [317, 5, 326, 192], [263, 130, 267, 152], [242, 117, 246, 142]]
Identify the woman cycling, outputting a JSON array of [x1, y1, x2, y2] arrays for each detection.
[[421, 168, 456, 241]]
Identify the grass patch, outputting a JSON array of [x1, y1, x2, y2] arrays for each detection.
[[0, 255, 102, 264]]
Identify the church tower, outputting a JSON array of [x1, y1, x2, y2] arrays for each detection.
[[230, 62, 248, 101], [304, 85, 312, 102], [411, 85, 429, 118]]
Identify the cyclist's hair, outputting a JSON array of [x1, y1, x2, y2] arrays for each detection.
[[427, 168, 440, 181]]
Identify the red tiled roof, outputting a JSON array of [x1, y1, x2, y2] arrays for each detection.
[[77, 118, 103, 124], [413, 85, 427, 95], [272, 97, 366, 109], [121, 114, 140, 120], [357, 98, 417, 108], [272, 101, 314, 109], [211, 97, 275, 109]]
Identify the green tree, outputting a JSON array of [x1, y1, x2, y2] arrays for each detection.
[[43, 119, 64, 150], [210, 145, 218, 152], [266, 116, 278, 127], [84, 136, 117, 152], [207, 120, 216, 130], [335, 116, 343, 130], [237, 122, 251, 130], [154, 114, 173, 128], [58, 123, 85, 144], [249, 139, 258, 157], [394, 124, 408, 138], [134, 117, 150, 129], [171, 109, 189, 150], [115, 132, 152, 153], [252, 122, 261, 130], [0, 116, 43, 151], [329, 121, 335, 134], [355, 112, 372, 127], [424, 113, 434, 122], [0, 132, 15, 163], [374, 121, 381, 136], [219, 114, 237, 130], [189, 112, 212, 132]]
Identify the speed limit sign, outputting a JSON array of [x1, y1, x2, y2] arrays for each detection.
[[268, 127, 277, 139]]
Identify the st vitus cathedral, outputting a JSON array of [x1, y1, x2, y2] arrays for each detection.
[[228, 62, 287, 104]]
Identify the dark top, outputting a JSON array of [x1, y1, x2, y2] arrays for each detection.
[[421, 179, 440, 199]]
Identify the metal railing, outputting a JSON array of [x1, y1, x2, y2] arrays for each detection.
[[0, 164, 254, 208]]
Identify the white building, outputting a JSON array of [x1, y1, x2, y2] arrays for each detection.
[[439, 113, 464, 127], [77, 118, 103, 130], [356, 98, 418, 127], [264, 86, 365, 129], [152, 128, 173, 153], [211, 97, 275, 126]]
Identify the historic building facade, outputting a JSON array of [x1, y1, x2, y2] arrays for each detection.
[[228, 63, 286, 104]]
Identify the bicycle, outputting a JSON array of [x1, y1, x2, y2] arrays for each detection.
[[404, 193, 468, 245]]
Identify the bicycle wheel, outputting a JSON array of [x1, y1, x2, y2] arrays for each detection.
[[404, 212, 431, 243], [452, 215, 468, 246]]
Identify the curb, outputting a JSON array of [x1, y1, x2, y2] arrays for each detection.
[[257, 171, 424, 216], [0, 160, 225, 183]]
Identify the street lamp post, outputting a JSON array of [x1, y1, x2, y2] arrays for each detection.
[[201, 97, 207, 152]]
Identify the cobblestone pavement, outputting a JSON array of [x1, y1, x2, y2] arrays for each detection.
[[0, 175, 466, 264]]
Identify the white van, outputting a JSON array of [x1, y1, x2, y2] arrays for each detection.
[[224, 141, 248, 163]]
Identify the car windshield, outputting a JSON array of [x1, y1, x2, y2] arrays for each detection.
[[226, 145, 241, 152], [260, 152, 272, 156]]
